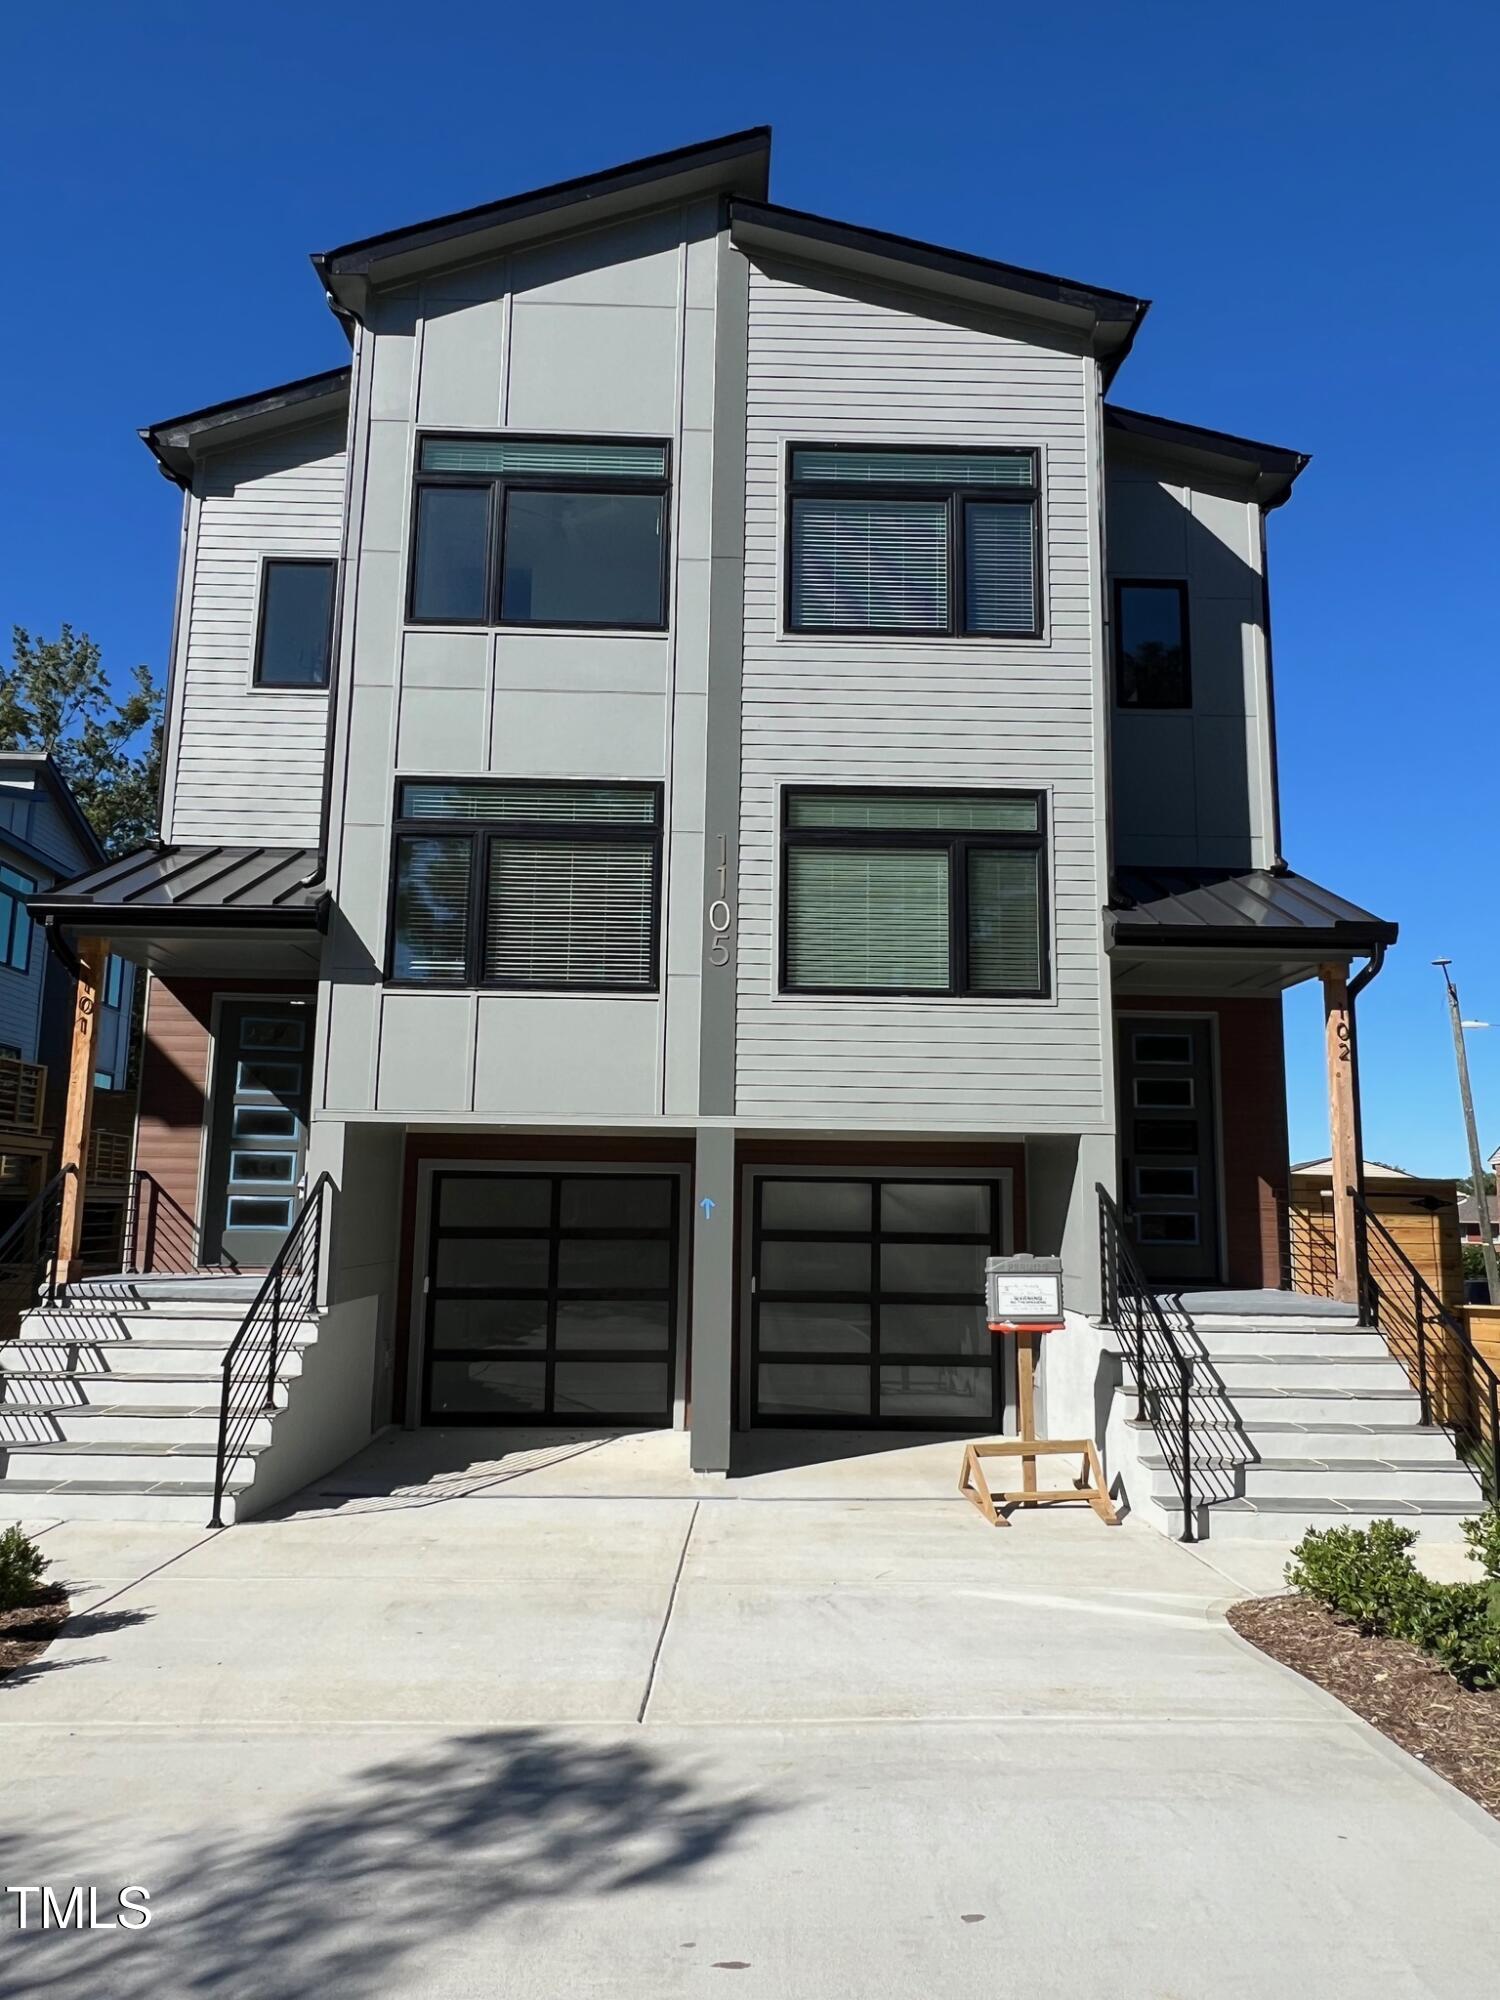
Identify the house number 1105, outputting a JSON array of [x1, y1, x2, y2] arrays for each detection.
[[708, 834, 734, 967]]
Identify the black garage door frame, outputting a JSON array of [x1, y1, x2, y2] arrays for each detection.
[[413, 1164, 687, 1428], [739, 1167, 1014, 1431]]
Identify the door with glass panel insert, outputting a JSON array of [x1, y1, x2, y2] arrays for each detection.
[[749, 1176, 1005, 1428], [202, 999, 312, 1267], [1118, 1016, 1220, 1283], [422, 1171, 679, 1424]]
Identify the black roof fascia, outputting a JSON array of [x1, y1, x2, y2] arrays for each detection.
[[728, 198, 1150, 376], [0, 753, 107, 869], [1108, 865, 1397, 951], [140, 367, 351, 487], [313, 126, 773, 315], [1105, 404, 1310, 510]]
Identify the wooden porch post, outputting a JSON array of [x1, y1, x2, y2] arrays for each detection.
[[55, 937, 107, 1286], [1321, 963, 1360, 1304]]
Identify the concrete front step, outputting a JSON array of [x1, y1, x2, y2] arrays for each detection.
[[1197, 1354, 1412, 1393], [1, 1440, 257, 1487], [1, 1370, 235, 1410], [1233, 1420, 1458, 1463], [2, 1340, 308, 1380], [1159, 1495, 1482, 1542], [0, 1476, 244, 1524], [1181, 1327, 1391, 1361], [1181, 1386, 1424, 1427], [1142, 1452, 1480, 1506], [0, 1403, 276, 1448]]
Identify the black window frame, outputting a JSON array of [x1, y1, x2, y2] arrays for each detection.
[[252, 556, 337, 690], [778, 785, 1051, 1000], [749, 1173, 1006, 1430], [783, 441, 1043, 640], [1113, 578, 1192, 710], [407, 433, 673, 633], [386, 777, 666, 995], [0, 864, 36, 975]]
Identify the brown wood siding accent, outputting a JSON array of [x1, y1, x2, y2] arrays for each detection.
[[135, 977, 315, 1268], [1118, 997, 1287, 1289]]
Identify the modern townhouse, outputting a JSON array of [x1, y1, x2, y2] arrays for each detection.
[[9, 127, 1492, 1537]]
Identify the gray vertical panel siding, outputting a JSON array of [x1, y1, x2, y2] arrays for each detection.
[[735, 259, 1109, 1130], [169, 416, 347, 846], [1106, 442, 1272, 869]]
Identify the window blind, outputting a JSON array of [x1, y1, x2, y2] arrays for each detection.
[[790, 498, 948, 631], [785, 849, 950, 990], [392, 837, 471, 981], [788, 793, 1038, 833], [967, 850, 1042, 992], [964, 503, 1037, 635], [484, 841, 655, 988], [400, 783, 658, 824], [792, 448, 1034, 487], [421, 439, 667, 478]]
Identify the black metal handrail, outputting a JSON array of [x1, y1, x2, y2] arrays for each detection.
[[123, 1170, 238, 1278], [1097, 1183, 1200, 1541], [210, 1174, 332, 1527], [0, 1164, 76, 1339], [1351, 1186, 1499, 1506]]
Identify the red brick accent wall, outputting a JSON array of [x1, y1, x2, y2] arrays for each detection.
[[1119, 997, 1288, 1289]]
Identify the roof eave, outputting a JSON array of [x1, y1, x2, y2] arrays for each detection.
[[139, 367, 352, 488], [1105, 403, 1311, 509], [728, 199, 1150, 362], [1108, 919, 1400, 952], [313, 126, 773, 318]]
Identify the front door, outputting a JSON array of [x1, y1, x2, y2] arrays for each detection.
[[203, 998, 312, 1267], [1118, 1016, 1220, 1283]]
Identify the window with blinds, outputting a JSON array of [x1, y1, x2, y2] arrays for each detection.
[[410, 435, 670, 629], [389, 782, 662, 991], [787, 445, 1040, 637], [781, 789, 1047, 997]]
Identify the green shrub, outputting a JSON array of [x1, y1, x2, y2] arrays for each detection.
[[1286, 1510, 1500, 1691], [0, 1524, 49, 1611]]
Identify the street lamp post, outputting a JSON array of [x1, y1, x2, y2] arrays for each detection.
[[1434, 959, 1500, 1305]]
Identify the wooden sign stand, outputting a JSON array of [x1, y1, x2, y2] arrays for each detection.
[[960, 1326, 1118, 1527]]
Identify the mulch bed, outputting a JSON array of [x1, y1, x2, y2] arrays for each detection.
[[0, 1588, 70, 1677], [1229, 1594, 1500, 1819]]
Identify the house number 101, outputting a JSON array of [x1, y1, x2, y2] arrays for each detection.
[[708, 834, 734, 967]]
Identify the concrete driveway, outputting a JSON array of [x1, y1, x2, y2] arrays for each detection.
[[4, 1429, 1499, 1998]]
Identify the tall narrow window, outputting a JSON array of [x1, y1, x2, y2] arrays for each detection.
[[253, 559, 336, 687], [781, 791, 1048, 997], [410, 437, 670, 629], [389, 782, 663, 992], [787, 446, 1041, 637], [0, 865, 35, 972], [1115, 580, 1191, 708]]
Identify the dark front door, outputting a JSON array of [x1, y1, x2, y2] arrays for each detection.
[[1118, 1016, 1220, 1283], [203, 998, 312, 1267], [421, 1170, 680, 1424]]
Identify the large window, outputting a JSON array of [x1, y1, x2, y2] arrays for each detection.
[[389, 781, 663, 992], [786, 445, 1041, 637], [253, 559, 336, 687], [0, 865, 35, 973], [1115, 580, 1191, 709], [409, 437, 671, 629], [781, 790, 1048, 998]]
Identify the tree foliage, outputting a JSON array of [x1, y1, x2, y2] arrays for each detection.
[[0, 626, 163, 856]]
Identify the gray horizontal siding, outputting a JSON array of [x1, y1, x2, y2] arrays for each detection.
[[735, 259, 1108, 1129], [168, 417, 346, 846]]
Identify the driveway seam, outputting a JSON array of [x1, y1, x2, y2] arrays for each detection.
[[637, 1499, 699, 1724]]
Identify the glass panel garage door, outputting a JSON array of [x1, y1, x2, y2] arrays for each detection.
[[750, 1176, 1004, 1428], [422, 1171, 679, 1424]]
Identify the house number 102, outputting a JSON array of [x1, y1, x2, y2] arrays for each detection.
[[708, 834, 734, 967]]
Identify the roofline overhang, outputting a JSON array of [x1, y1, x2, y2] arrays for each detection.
[[0, 752, 107, 869], [29, 897, 330, 933], [140, 366, 351, 487], [1106, 918, 1399, 952], [728, 198, 1150, 382], [1105, 404, 1310, 510], [312, 126, 773, 320]]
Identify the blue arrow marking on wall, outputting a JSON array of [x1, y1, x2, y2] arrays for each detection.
[[699, 1197, 716, 1219]]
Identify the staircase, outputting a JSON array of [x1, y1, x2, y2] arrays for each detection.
[[1124, 1293, 1483, 1540], [0, 1280, 317, 1523]]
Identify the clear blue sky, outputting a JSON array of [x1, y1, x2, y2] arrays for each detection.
[[5, 0, 1496, 1173]]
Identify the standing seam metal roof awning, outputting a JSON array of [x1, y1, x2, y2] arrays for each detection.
[[1108, 866, 1398, 951], [29, 845, 329, 929]]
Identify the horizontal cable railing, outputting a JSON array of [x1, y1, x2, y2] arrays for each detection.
[[0, 1165, 76, 1341], [122, 1171, 238, 1278], [211, 1174, 332, 1528], [1098, 1183, 1240, 1541], [1353, 1187, 1498, 1506], [1274, 1192, 1339, 1300]]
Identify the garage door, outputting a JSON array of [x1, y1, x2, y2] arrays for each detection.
[[748, 1176, 1005, 1428], [422, 1171, 680, 1424]]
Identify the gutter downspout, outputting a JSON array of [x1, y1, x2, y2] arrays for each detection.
[[1345, 940, 1388, 1316], [41, 913, 88, 985], [306, 300, 366, 889], [1257, 503, 1286, 869]]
